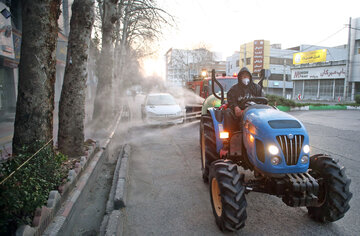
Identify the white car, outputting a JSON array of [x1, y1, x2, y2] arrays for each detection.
[[141, 93, 184, 125]]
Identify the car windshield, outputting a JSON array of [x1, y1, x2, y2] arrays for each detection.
[[209, 78, 238, 93], [146, 94, 177, 105]]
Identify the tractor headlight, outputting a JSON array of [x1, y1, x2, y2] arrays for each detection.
[[268, 145, 279, 155], [218, 124, 229, 139], [249, 134, 254, 143], [301, 155, 309, 164], [271, 156, 282, 165], [220, 131, 229, 139], [303, 144, 310, 154]]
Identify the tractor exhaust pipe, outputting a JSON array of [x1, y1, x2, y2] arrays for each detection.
[[211, 69, 225, 105]]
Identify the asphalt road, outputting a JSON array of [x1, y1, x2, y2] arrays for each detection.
[[124, 110, 360, 236]]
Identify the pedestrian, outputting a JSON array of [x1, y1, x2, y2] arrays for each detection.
[[227, 67, 263, 118]]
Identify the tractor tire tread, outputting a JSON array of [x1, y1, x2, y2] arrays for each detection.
[[209, 160, 247, 232], [307, 155, 352, 223], [201, 114, 217, 183]]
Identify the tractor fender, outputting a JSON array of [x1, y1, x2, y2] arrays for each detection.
[[208, 108, 224, 154]]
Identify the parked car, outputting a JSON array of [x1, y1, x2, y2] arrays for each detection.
[[141, 93, 184, 125]]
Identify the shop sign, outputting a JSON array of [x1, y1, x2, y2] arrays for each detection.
[[293, 49, 327, 65], [0, 4, 15, 59], [3, 57, 17, 68], [253, 40, 264, 73], [12, 28, 21, 63], [292, 65, 346, 80]]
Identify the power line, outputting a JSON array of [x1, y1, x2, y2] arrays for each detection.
[[0, 139, 53, 185], [277, 26, 348, 58]]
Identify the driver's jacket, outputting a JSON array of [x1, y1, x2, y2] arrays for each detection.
[[227, 82, 263, 111]]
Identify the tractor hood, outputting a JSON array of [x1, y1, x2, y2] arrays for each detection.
[[243, 107, 307, 136], [243, 106, 310, 174]]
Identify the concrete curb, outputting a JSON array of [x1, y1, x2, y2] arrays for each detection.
[[15, 143, 98, 236], [105, 210, 123, 236], [16, 111, 124, 236], [104, 146, 124, 215], [100, 144, 131, 236], [346, 106, 360, 110], [114, 156, 129, 208], [42, 149, 105, 236]]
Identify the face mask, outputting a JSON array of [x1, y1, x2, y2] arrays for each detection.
[[241, 78, 250, 85]]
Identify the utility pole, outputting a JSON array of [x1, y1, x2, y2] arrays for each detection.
[[283, 58, 286, 97], [345, 17, 352, 100]]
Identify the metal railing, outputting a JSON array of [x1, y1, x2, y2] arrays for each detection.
[[185, 104, 202, 121]]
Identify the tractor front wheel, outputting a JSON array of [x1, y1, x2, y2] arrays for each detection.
[[209, 160, 247, 232], [200, 114, 217, 183], [307, 154, 352, 222]]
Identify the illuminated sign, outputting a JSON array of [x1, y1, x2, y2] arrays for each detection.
[[293, 49, 327, 65]]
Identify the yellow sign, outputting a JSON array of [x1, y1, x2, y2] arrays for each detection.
[[293, 49, 327, 65]]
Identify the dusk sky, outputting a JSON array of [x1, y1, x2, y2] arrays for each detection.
[[142, 0, 360, 76]]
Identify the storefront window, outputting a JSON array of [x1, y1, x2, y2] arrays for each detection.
[[294, 81, 303, 97], [334, 79, 344, 98], [319, 79, 333, 99], [304, 80, 318, 99]]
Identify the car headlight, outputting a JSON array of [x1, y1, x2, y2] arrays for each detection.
[[175, 111, 182, 116], [303, 144, 310, 154], [268, 145, 279, 155]]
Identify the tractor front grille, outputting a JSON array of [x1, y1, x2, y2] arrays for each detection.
[[276, 135, 304, 165]]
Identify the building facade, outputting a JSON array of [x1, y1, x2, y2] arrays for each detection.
[[226, 51, 240, 76], [291, 45, 350, 101], [0, 1, 19, 118], [267, 44, 297, 98], [227, 35, 359, 101], [165, 48, 225, 87], [348, 17, 360, 100], [231, 40, 295, 98], [0, 0, 90, 121], [292, 60, 347, 100]]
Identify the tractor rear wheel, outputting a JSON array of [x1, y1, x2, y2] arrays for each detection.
[[200, 114, 217, 183], [307, 154, 352, 222], [209, 160, 247, 232]]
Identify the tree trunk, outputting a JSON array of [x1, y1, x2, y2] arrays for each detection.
[[12, 0, 61, 155], [92, 0, 118, 124], [58, 0, 95, 157]]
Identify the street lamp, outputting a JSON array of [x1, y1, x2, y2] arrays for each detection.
[[201, 69, 207, 78]]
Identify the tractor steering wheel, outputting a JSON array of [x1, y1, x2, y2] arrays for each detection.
[[237, 97, 268, 109]]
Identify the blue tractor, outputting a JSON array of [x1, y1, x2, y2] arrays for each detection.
[[200, 69, 352, 232]]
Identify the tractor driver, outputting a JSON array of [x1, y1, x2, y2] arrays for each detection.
[[227, 67, 263, 118]]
